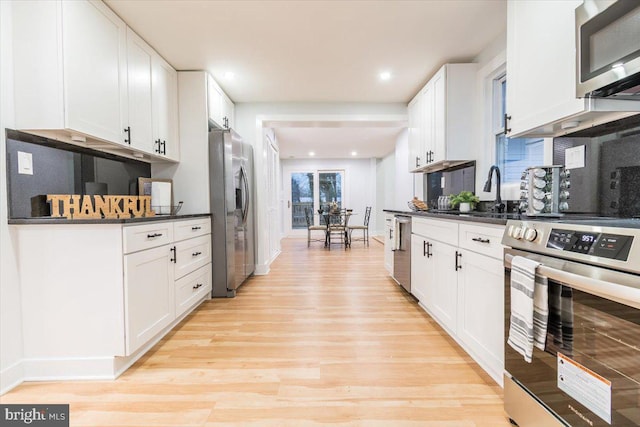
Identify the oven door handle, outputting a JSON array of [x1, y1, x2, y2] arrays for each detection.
[[505, 253, 640, 310]]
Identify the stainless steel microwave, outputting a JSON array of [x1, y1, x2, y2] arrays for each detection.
[[576, 0, 640, 100]]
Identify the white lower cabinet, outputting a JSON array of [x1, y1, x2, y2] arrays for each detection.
[[410, 234, 432, 305], [175, 264, 212, 317], [457, 249, 504, 384], [430, 240, 459, 334], [384, 214, 395, 274], [411, 217, 505, 385], [12, 216, 211, 381], [124, 244, 175, 355], [123, 218, 212, 356]]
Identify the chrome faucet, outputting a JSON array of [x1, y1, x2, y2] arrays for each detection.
[[483, 165, 505, 213]]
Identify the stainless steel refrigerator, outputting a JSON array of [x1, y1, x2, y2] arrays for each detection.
[[209, 126, 255, 297]]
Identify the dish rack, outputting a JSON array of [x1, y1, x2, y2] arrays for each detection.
[[152, 201, 183, 216], [519, 166, 570, 216]]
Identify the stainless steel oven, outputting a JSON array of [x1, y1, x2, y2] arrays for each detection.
[[502, 219, 640, 427], [576, 0, 640, 100]]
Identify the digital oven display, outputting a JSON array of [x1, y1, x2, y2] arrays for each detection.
[[546, 229, 633, 261]]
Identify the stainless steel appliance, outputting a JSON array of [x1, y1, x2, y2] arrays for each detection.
[[209, 127, 255, 297], [392, 215, 411, 293], [502, 218, 640, 426], [576, 0, 640, 99]]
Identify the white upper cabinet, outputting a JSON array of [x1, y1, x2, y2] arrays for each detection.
[[407, 64, 477, 173], [207, 74, 234, 130], [506, 0, 640, 138], [62, 1, 128, 145], [407, 93, 424, 170], [126, 28, 154, 154], [14, 0, 128, 145], [13, 0, 179, 162], [152, 55, 180, 161], [222, 93, 235, 130]]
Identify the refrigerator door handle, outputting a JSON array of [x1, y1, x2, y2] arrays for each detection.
[[240, 165, 250, 224]]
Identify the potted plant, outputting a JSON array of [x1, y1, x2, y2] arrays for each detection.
[[449, 191, 480, 212]]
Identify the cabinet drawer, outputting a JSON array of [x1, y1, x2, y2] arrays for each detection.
[[412, 217, 459, 246], [175, 263, 211, 317], [458, 223, 505, 260], [123, 221, 174, 254], [173, 217, 211, 242], [174, 235, 212, 279]]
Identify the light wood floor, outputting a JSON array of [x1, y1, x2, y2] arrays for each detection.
[[2, 238, 510, 426]]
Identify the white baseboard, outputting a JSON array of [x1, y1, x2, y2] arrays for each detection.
[[0, 360, 24, 395], [1, 296, 211, 392]]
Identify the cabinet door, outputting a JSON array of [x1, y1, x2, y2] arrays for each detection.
[[430, 240, 458, 334], [410, 234, 430, 303], [207, 74, 224, 128], [126, 28, 154, 153], [506, 0, 583, 137], [152, 55, 179, 160], [62, 0, 127, 144], [422, 82, 435, 165], [457, 250, 504, 382], [407, 94, 423, 171], [431, 68, 446, 163], [384, 218, 394, 274], [175, 263, 212, 318], [124, 244, 174, 355], [174, 235, 212, 280], [222, 94, 235, 130]]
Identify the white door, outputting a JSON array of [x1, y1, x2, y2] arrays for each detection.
[[285, 170, 345, 236], [430, 239, 459, 334]]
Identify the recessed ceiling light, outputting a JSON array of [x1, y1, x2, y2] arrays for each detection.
[[308, 151, 315, 156], [379, 71, 391, 81], [224, 71, 235, 80], [351, 151, 358, 156]]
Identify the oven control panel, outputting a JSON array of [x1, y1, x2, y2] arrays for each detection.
[[546, 229, 633, 261]]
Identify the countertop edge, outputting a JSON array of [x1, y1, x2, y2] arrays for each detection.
[[383, 209, 509, 226], [8, 213, 211, 225]]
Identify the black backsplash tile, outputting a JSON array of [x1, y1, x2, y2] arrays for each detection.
[[5, 130, 151, 218], [554, 116, 640, 218]]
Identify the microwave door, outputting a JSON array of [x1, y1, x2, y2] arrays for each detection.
[[576, 0, 640, 99]]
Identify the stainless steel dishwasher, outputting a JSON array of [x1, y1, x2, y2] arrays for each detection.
[[392, 215, 411, 293]]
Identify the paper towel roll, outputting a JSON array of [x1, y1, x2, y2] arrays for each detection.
[[151, 182, 172, 214]]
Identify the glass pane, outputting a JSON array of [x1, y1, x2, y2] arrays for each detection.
[[496, 135, 545, 184], [319, 172, 342, 211], [291, 172, 314, 229]]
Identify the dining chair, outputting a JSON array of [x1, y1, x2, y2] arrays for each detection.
[[304, 207, 327, 247], [348, 206, 371, 246], [327, 209, 350, 250]]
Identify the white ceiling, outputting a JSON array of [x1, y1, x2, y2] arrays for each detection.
[[105, 0, 507, 104], [273, 123, 406, 159]]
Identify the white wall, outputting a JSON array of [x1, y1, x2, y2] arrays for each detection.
[[234, 102, 406, 273], [0, 0, 25, 394]]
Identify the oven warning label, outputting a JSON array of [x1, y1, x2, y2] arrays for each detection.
[[558, 353, 612, 424]]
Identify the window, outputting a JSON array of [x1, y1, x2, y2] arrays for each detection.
[[493, 75, 544, 184], [289, 170, 344, 230]]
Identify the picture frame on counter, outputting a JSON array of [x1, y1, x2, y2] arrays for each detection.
[[138, 178, 175, 215]]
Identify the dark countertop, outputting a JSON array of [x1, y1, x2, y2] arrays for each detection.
[[383, 209, 518, 226], [8, 213, 211, 225]]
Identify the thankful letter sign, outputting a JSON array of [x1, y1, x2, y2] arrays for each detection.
[[46, 195, 155, 219]]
